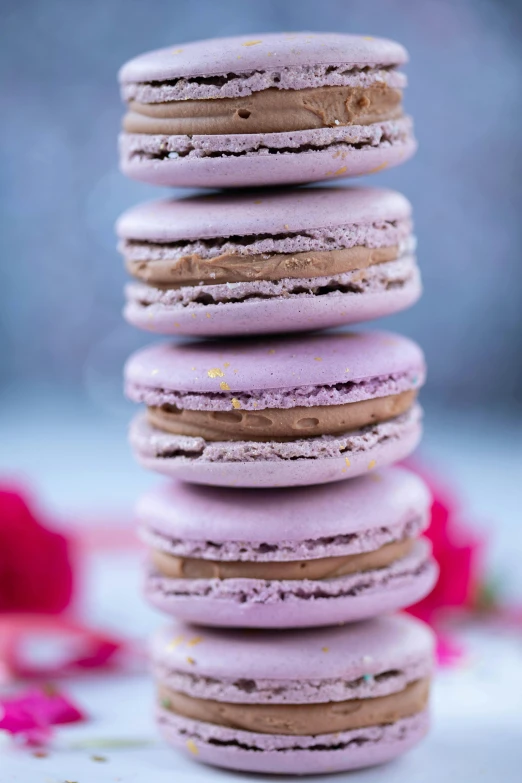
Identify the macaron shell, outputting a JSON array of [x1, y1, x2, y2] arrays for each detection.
[[131, 408, 422, 488], [125, 330, 424, 394], [145, 542, 439, 628], [157, 708, 429, 775], [137, 466, 430, 543], [116, 186, 411, 241], [120, 136, 416, 189], [119, 33, 408, 84], [152, 612, 434, 681], [125, 273, 421, 336]]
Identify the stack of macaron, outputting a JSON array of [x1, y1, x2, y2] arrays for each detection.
[[117, 32, 437, 775]]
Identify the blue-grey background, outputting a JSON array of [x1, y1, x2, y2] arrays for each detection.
[[0, 1, 521, 603], [1, 0, 521, 413]]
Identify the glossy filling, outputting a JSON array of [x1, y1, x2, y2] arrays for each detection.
[[151, 537, 414, 580], [158, 678, 430, 735], [124, 83, 403, 136], [147, 390, 416, 442], [125, 244, 400, 288]]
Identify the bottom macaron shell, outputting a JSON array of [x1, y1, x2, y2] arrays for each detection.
[[133, 417, 422, 488], [120, 137, 417, 188], [145, 542, 438, 628], [157, 707, 430, 775], [124, 274, 421, 336]]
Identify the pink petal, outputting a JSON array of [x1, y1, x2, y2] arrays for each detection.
[[0, 685, 85, 738]]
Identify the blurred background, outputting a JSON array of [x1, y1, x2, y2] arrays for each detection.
[[1, 0, 521, 592]]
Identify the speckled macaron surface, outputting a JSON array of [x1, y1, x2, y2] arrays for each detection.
[[118, 186, 420, 337], [152, 613, 435, 775], [118, 32, 416, 188], [139, 466, 438, 627], [125, 330, 425, 487]]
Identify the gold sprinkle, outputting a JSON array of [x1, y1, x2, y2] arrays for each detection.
[[206, 313, 211, 318], [370, 472, 383, 482], [345, 457, 351, 467], [186, 739, 199, 755], [223, 362, 231, 368], [345, 368, 350, 373], [268, 349, 276, 355], [91, 755, 107, 762], [168, 635, 184, 649], [207, 368, 225, 378], [367, 161, 388, 174], [242, 39, 262, 46], [174, 322, 180, 327], [220, 381, 230, 390], [363, 36, 374, 40], [172, 48, 184, 54], [231, 398, 241, 409], [284, 224, 290, 229], [253, 401, 258, 408], [186, 656, 195, 665], [368, 460, 377, 470], [191, 313, 196, 318], [254, 200, 263, 204], [322, 647, 329, 653], [314, 357, 322, 362], [188, 636, 203, 647], [333, 166, 348, 176], [191, 366, 196, 370]]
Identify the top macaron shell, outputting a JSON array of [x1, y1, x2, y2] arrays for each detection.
[[138, 465, 430, 544], [116, 186, 411, 243], [151, 613, 433, 683], [119, 32, 416, 188], [125, 330, 425, 395], [119, 33, 408, 84]]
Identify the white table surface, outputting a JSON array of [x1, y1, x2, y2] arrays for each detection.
[[2, 623, 521, 783], [1, 394, 521, 781]]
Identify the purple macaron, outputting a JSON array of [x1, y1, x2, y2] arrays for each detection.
[[125, 330, 425, 488], [118, 186, 420, 337], [118, 32, 416, 188], [152, 613, 435, 775], [139, 466, 438, 628]]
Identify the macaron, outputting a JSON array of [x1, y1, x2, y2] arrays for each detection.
[[119, 187, 420, 337], [125, 330, 425, 488], [139, 466, 438, 628], [152, 614, 435, 775], [118, 32, 416, 188]]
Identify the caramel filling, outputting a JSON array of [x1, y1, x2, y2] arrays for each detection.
[[147, 391, 416, 442], [126, 245, 399, 288], [158, 678, 430, 735], [151, 537, 414, 580], [123, 83, 403, 136]]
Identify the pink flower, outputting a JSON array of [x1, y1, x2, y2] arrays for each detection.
[[0, 487, 73, 614], [408, 472, 483, 624]]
